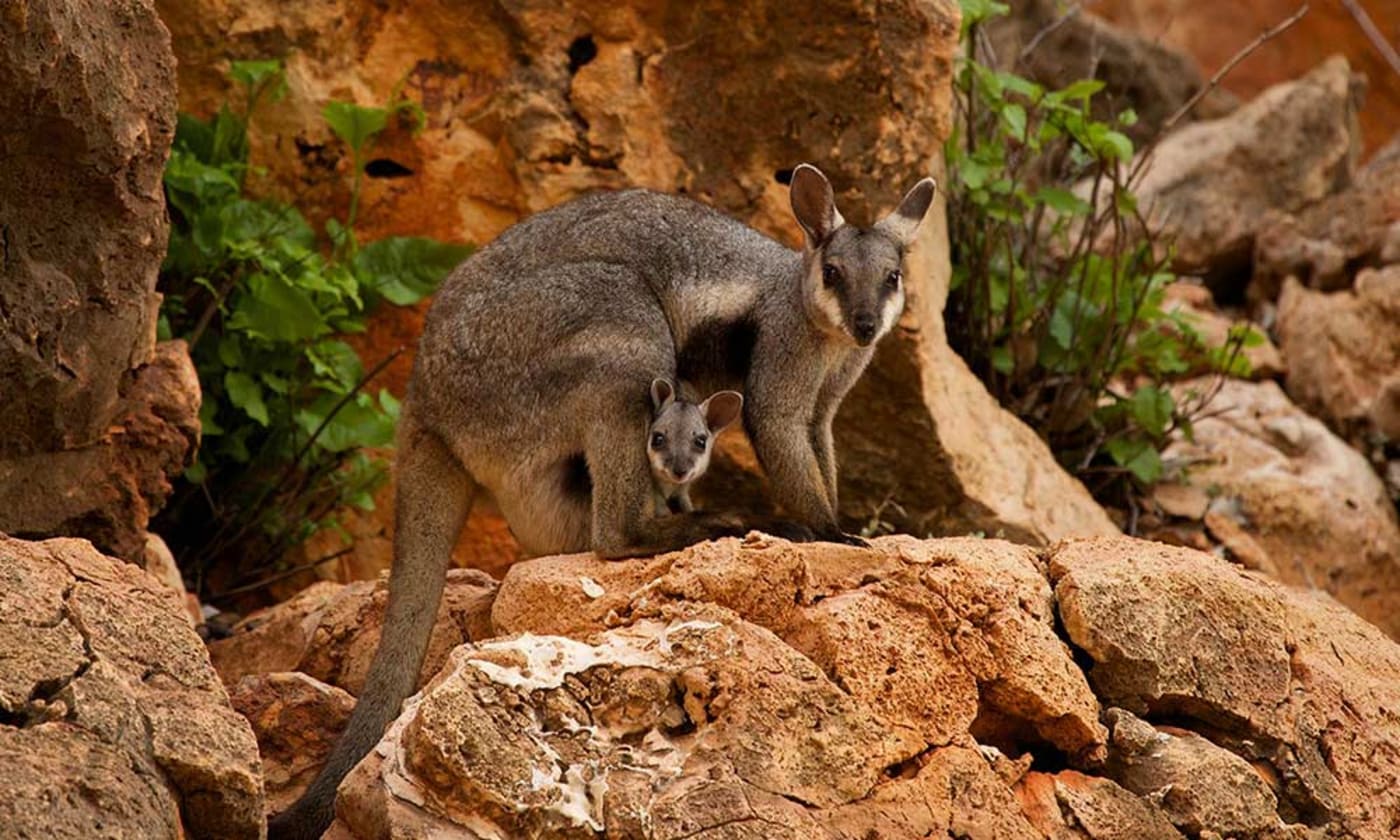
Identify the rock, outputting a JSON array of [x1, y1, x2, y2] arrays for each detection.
[[1095, 0, 1400, 155], [229, 672, 356, 816], [1015, 769, 1185, 839], [161, 0, 1115, 554], [320, 534, 1400, 836], [1051, 536, 1400, 836], [1276, 268, 1400, 444], [494, 534, 1109, 765], [1104, 708, 1281, 835], [0, 535, 262, 838], [1157, 378, 1400, 638], [1256, 137, 1400, 297], [209, 568, 498, 694], [0, 0, 193, 564], [142, 531, 201, 625], [986, 0, 1237, 144], [1124, 56, 1362, 288]]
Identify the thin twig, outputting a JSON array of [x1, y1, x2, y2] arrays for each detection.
[[1017, 4, 1083, 67], [1340, 0, 1400, 80], [1134, 4, 1310, 183], [215, 545, 355, 599]]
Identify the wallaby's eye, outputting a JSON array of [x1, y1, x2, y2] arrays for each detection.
[[885, 270, 902, 291], [821, 263, 842, 289], [650, 433, 666, 450], [693, 434, 708, 451]]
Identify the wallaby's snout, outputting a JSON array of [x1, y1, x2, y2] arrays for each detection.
[[853, 313, 878, 346]]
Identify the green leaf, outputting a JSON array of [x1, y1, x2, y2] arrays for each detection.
[[225, 370, 270, 426], [1002, 103, 1027, 141], [960, 0, 1011, 28], [1127, 386, 1174, 437], [227, 273, 327, 343], [296, 394, 395, 453], [1059, 79, 1106, 101], [1105, 437, 1164, 484], [1035, 186, 1092, 216], [1097, 130, 1134, 163], [308, 340, 365, 389], [379, 389, 402, 421], [322, 101, 389, 157], [990, 345, 1013, 374], [229, 59, 286, 101], [352, 237, 472, 306]]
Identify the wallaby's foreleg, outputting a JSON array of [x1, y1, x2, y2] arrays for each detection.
[[811, 415, 839, 512], [268, 415, 474, 840]]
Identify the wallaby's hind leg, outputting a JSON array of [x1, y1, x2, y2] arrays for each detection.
[[494, 459, 593, 557], [268, 414, 474, 839]]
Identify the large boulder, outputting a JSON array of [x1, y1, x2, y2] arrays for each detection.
[[0, 0, 195, 564], [1277, 267, 1400, 443], [1156, 378, 1400, 638], [1124, 56, 1363, 289], [157, 0, 1114, 572], [0, 535, 263, 838], [209, 568, 498, 695], [311, 534, 1400, 838], [1255, 137, 1400, 297]]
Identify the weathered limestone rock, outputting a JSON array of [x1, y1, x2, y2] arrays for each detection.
[[229, 671, 356, 816], [1051, 536, 1400, 836], [209, 568, 498, 694], [1103, 708, 1281, 836], [0, 0, 194, 563], [0, 535, 263, 838], [1276, 268, 1400, 442], [1125, 56, 1362, 285], [1256, 137, 1400, 297], [1156, 378, 1400, 638], [159, 0, 1114, 561], [1161, 282, 1283, 379], [321, 534, 1400, 837]]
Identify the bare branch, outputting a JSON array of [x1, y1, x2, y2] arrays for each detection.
[[1340, 0, 1400, 80]]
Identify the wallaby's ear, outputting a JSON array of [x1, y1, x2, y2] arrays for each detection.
[[701, 391, 744, 433], [875, 177, 938, 247], [789, 163, 845, 247], [650, 378, 675, 413]]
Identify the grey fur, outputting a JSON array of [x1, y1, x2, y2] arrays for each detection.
[[268, 164, 936, 839], [648, 378, 742, 514]]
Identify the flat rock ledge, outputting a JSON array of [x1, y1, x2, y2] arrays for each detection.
[[306, 534, 1400, 839]]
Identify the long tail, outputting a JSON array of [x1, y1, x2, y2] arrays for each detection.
[[268, 414, 475, 839]]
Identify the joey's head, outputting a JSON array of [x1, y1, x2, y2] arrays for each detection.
[[647, 379, 743, 487], [789, 164, 937, 347]]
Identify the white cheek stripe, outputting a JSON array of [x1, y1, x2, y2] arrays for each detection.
[[878, 289, 905, 339]]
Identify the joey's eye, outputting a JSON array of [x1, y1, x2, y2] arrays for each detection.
[[693, 434, 708, 451], [650, 433, 666, 449], [821, 264, 842, 289], [885, 270, 902, 291]]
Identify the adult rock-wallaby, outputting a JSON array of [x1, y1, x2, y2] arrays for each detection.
[[269, 164, 935, 838], [647, 378, 743, 514]]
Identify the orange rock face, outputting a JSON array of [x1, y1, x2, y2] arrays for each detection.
[[1095, 0, 1400, 156]]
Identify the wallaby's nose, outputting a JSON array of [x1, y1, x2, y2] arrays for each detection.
[[853, 315, 877, 345], [672, 466, 689, 481]]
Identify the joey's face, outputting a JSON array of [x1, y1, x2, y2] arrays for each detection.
[[647, 403, 713, 486], [806, 227, 906, 348]]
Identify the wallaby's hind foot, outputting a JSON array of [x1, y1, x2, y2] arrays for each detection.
[[268, 416, 474, 840]]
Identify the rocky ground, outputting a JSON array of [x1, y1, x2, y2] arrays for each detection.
[[2, 0, 1399, 836]]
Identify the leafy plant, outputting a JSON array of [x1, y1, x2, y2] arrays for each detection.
[[945, 1, 1258, 512], [155, 60, 471, 598]]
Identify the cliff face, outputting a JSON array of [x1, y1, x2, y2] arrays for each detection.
[[157, 0, 1119, 588]]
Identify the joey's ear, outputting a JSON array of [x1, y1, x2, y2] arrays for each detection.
[[875, 177, 938, 247], [650, 378, 675, 412], [789, 163, 845, 247], [701, 391, 744, 433]]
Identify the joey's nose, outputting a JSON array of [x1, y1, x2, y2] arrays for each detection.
[[853, 315, 877, 345]]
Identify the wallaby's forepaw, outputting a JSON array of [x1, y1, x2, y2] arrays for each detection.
[[825, 530, 871, 548]]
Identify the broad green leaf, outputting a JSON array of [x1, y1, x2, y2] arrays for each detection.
[[229, 59, 286, 103], [1105, 437, 1163, 484], [1127, 386, 1174, 437], [1059, 79, 1106, 100], [1002, 103, 1027, 141], [296, 394, 395, 453], [227, 273, 327, 343], [322, 101, 388, 157], [308, 340, 365, 389], [352, 236, 473, 306], [1035, 186, 1092, 216], [225, 370, 270, 426]]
